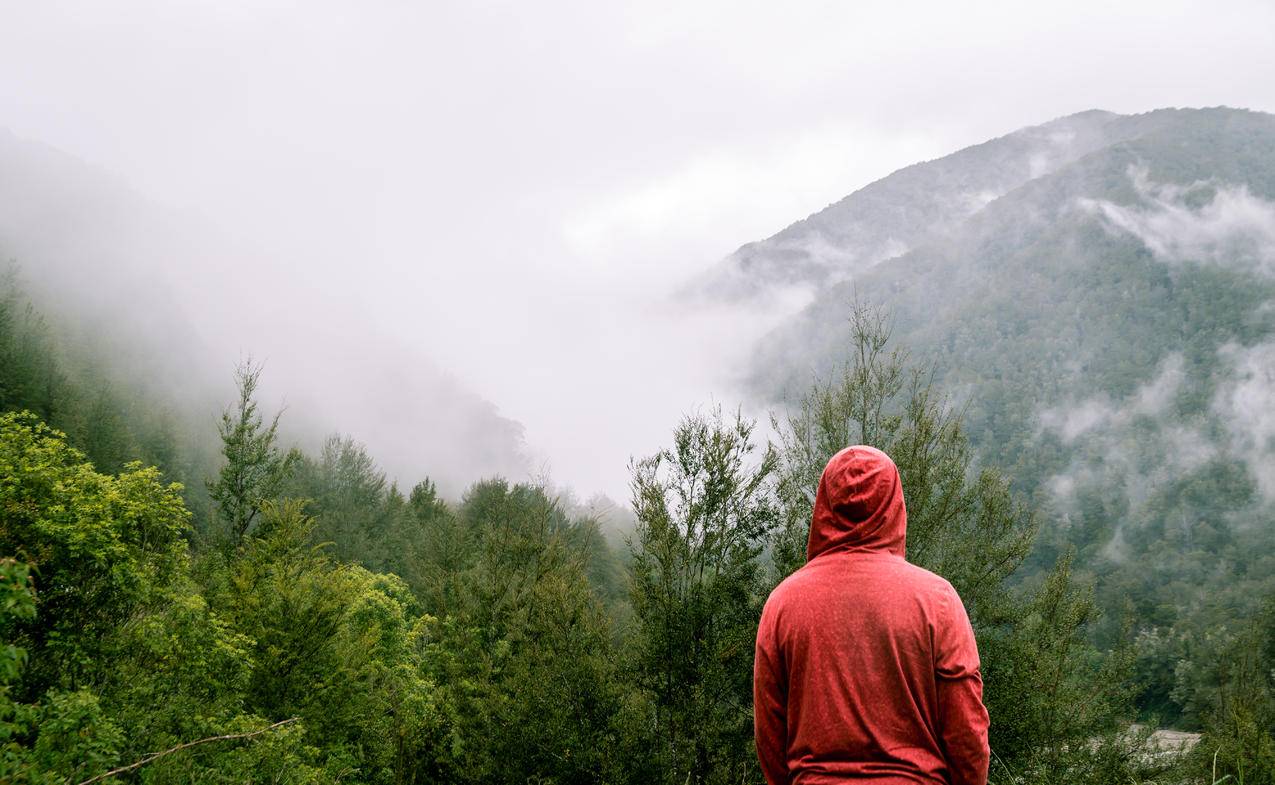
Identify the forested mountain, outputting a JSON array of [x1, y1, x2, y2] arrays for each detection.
[[725, 106, 1275, 724]]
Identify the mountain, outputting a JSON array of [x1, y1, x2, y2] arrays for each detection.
[[713, 107, 1275, 722], [695, 109, 1172, 300]]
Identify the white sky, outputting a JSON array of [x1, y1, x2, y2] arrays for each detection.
[[2, 0, 1274, 500]]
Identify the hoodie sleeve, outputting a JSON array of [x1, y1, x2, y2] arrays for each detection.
[[754, 605, 788, 785], [934, 584, 990, 785]]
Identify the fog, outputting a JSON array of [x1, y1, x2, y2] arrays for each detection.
[[1083, 165, 1275, 276], [1036, 335, 1275, 559], [3, 0, 1275, 501], [1215, 340, 1275, 502], [1037, 354, 1189, 445], [1057, 165, 1275, 520]]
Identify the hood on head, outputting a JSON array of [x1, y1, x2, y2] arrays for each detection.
[[806, 445, 907, 561]]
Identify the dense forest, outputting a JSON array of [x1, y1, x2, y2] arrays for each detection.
[[742, 108, 1275, 748], [2, 273, 1273, 784]]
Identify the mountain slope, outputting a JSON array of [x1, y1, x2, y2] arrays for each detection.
[[750, 107, 1275, 472], [691, 109, 1204, 300], [721, 106, 1275, 722]]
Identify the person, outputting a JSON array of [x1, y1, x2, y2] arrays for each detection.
[[753, 445, 990, 785]]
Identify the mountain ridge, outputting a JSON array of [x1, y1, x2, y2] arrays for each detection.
[[693, 107, 1268, 305]]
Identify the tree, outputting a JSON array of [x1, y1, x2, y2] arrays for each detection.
[[1182, 597, 1275, 785], [207, 361, 299, 545], [0, 411, 328, 784], [0, 411, 190, 691], [0, 273, 63, 425], [418, 480, 621, 784], [628, 407, 778, 785], [286, 433, 392, 565], [220, 499, 442, 784], [769, 303, 1145, 780]]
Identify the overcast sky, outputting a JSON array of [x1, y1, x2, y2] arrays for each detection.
[[2, 0, 1274, 500]]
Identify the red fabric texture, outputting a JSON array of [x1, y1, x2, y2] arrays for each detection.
[[754, 446, 990, 785]]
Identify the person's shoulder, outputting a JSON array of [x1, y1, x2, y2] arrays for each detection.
[[895, 560, 961, 600], [760, 561, 829, 619], [763, 556, 961, 611], [763, 565, 811, 607], [897, 559, 951, 585]]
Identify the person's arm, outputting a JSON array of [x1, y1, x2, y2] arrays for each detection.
[[934, 584, 990, 785], [754, 607, 788, 785]]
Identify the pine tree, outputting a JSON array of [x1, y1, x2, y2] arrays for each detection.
[[207, 361, 299, 545]]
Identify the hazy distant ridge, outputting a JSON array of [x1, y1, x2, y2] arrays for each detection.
[[0, 128, 530, 495], [693, 108, 1227, 301]]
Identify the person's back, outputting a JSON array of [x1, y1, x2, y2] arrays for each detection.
[[754, 446, 989, 785]]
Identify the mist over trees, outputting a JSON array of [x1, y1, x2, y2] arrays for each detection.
[[5, 107, 1275, 783], [0, 124, 533, 499], [6, 262, 1271, 783]]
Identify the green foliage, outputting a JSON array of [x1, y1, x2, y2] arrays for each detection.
[[0, 272, 68, 432], [0, 411, 190, 690], [290, 435, 391, 566], [207, 498, 443, 783], [980, 553, 1137, 768], [208, 360, 300, 545], [0, 559, 35, 683], [628, 408, 778, 785], [0, 272, 216, 522], [0, 412, 333, 783], [18, 690, 124, 783], [987, 724, 1180, 785], [417, 479, 623, 785], [1181, 599, 1275, 785]]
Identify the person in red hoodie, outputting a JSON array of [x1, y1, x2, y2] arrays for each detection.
[[754, 445, 989, 785]]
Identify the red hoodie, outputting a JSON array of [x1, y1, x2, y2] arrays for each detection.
[[754, 446, 989, 785]]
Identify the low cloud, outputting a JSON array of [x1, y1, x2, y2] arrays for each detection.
[[1037, 353, 1217, 555], [1081, 165, 1275, 275], [1039, 339, 1275, 558], [1213, 340, 1275, 500], [1038, 353, 1186, 443]]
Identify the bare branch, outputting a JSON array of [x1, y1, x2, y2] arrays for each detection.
[[75, 717, 300, 785]]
